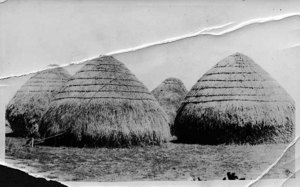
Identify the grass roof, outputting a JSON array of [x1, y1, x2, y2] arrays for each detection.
[[174, 53, 295, 145], [39, 56, 171, 147], [151, 78, 187, 134], [6, 66, 71, 137]]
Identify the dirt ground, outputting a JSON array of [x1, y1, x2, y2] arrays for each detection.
[[5, 137, 294, 182]]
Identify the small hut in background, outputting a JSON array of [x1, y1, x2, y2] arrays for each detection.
[[151, 78, 187, 134], [39, 56, 171, 147], [6, 65, 71, 137], [174, 53, 295, 145]]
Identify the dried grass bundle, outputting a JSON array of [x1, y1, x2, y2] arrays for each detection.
[[39, 56, 171, 147], [151, 78, 187, 134], [6, 66, 71, 136], [174, 53, 295, 144]]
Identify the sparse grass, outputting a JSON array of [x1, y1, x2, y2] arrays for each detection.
[[6, 138, 15, 153], [5, 137, 294, 182]]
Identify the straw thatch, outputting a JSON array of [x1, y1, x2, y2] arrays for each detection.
[[6, 65, 71, 137], [151, 78, 187, 134], [174, 53, 295, 145], [39, 56, 171, 147]]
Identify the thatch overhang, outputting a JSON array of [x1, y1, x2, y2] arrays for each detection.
[[174, 53, 295, 144], [6, 65, 71, 136], [39, 56, 171, 147]]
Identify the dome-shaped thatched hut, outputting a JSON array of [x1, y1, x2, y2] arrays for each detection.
[[174, 53, 295, 145], [151, 78, 187, 134], [6, 65, 71, 136], [39, 56, 171, 147]]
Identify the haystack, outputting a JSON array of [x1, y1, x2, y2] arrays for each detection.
[[151, 78, 187, 134], [39, 56, 171, 147], [174, 53, 295, 144], [6, 65, 71, 136]]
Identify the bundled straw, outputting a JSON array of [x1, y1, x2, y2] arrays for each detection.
[[39, 56, 171, 147], [174, 53, 295, 145], [151, 78, 187, 134], [6, 66, 71, 136]]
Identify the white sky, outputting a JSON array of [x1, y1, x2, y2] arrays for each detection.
[[0, 0, 300, 97]]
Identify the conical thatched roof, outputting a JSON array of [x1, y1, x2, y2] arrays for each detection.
[[6, 65, 71, 136], [151, 78, 187, 134], [39, 56, 171, 147], [174, 53, 295, 145]]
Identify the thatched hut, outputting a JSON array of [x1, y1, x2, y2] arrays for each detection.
[[151, 78, 187, 134], [6, 65, 71, 136], [39, 56, 171, 147], [174, 53, 295, 145]]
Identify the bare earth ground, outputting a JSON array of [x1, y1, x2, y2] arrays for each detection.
[[5, 137, 294, 182]]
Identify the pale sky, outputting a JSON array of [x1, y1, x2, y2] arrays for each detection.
[[0, 0, 300, 97]]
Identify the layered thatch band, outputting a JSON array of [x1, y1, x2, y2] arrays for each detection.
[[39, 56, 171, 147], [6, 66, 71, 137], [151, 78, 187, 135], [174, 53, 295, 144]]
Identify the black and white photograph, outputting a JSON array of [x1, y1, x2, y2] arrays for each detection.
[[0, 0, 299, 186]]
